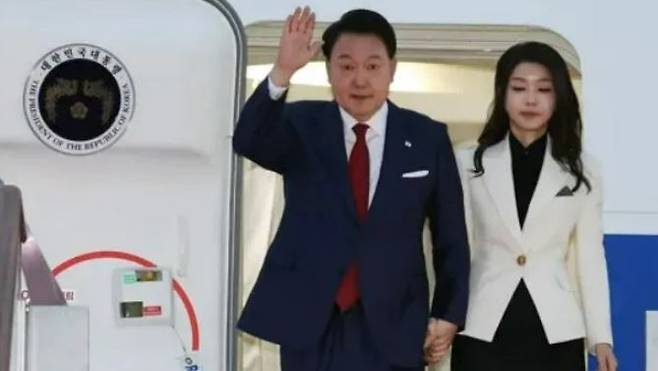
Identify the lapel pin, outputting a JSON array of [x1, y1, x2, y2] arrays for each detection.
[[404, 140, 412, 148]]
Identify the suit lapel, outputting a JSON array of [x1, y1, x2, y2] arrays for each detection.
[[482, 137, 524, 246], [312, 102, 411, 224], [313, 102, 357, 220], [365, 102, 408, 225], [524, 137, 571, 230]]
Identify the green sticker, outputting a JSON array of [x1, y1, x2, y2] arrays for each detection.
[[123, 272, 137, 284]]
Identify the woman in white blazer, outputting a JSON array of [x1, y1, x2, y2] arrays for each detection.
[[438, 42, 617, 370]]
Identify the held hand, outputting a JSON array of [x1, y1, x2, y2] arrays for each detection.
[[595, 343, 618, 371], [423, 318, 457, 364], [271, 6, 322, 86], [423, 321, 439, 364]]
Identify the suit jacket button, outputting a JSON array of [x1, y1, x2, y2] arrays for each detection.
[[516, 255, 527, 266]]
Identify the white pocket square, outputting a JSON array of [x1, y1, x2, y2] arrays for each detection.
[[401, 170, 429, 178]]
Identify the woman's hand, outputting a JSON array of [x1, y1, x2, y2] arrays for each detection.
[[595, 343, 617, 371]]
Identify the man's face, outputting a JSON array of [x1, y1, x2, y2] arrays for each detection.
[[327, 33, 396, 122]]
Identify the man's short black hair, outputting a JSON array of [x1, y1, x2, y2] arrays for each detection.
[[321, 9, 397, 60]]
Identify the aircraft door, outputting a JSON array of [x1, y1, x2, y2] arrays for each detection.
[[0, 0, 244, 370]]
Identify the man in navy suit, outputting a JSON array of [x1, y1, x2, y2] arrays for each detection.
[[234, 7, 469, 371]]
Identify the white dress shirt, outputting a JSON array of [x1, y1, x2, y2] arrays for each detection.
[[267, 77, 387, 205]]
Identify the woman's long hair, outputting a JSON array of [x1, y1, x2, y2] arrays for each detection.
[[473, 41, 590, 192]]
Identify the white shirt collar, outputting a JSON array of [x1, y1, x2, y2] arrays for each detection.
[[339, 101, 388, 139]]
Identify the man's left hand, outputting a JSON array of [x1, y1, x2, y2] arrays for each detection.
[[423, 318, 457, 364]]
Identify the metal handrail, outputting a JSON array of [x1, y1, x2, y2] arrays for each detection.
[[0, 186, 26, 371]]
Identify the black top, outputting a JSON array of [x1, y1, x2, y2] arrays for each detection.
[[510, 133, 547, 228]]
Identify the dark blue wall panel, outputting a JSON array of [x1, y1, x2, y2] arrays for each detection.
[[589, 234, 658, 371]]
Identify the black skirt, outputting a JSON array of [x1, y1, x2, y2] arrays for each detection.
[[451, 280, 585, 371]]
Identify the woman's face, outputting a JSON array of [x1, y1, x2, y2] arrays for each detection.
[[505, 62, 556, 138]]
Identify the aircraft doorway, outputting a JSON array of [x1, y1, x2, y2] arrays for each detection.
[[236, 22, 581, 371]]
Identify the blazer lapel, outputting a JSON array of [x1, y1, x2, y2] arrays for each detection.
[[524, 137, 571, 230], [482, 137, 524, 246], [313, 102, 357, 221]]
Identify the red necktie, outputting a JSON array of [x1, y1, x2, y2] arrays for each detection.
[[335, 123, 369, 311]]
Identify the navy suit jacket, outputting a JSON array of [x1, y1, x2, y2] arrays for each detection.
[[234, 80, 469, 367]]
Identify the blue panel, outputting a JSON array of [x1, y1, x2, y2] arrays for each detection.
[[589, 234, 658, 371]]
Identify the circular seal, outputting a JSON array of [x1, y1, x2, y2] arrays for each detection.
[[24, 44, 135, 155]]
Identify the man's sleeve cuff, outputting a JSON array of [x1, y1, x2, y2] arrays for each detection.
[[267, 75, 288, 100]]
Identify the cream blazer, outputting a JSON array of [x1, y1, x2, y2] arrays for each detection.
[[455, 136, 613, 352]]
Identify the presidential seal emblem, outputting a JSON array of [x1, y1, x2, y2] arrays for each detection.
[[24, 44, 135, 155]]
